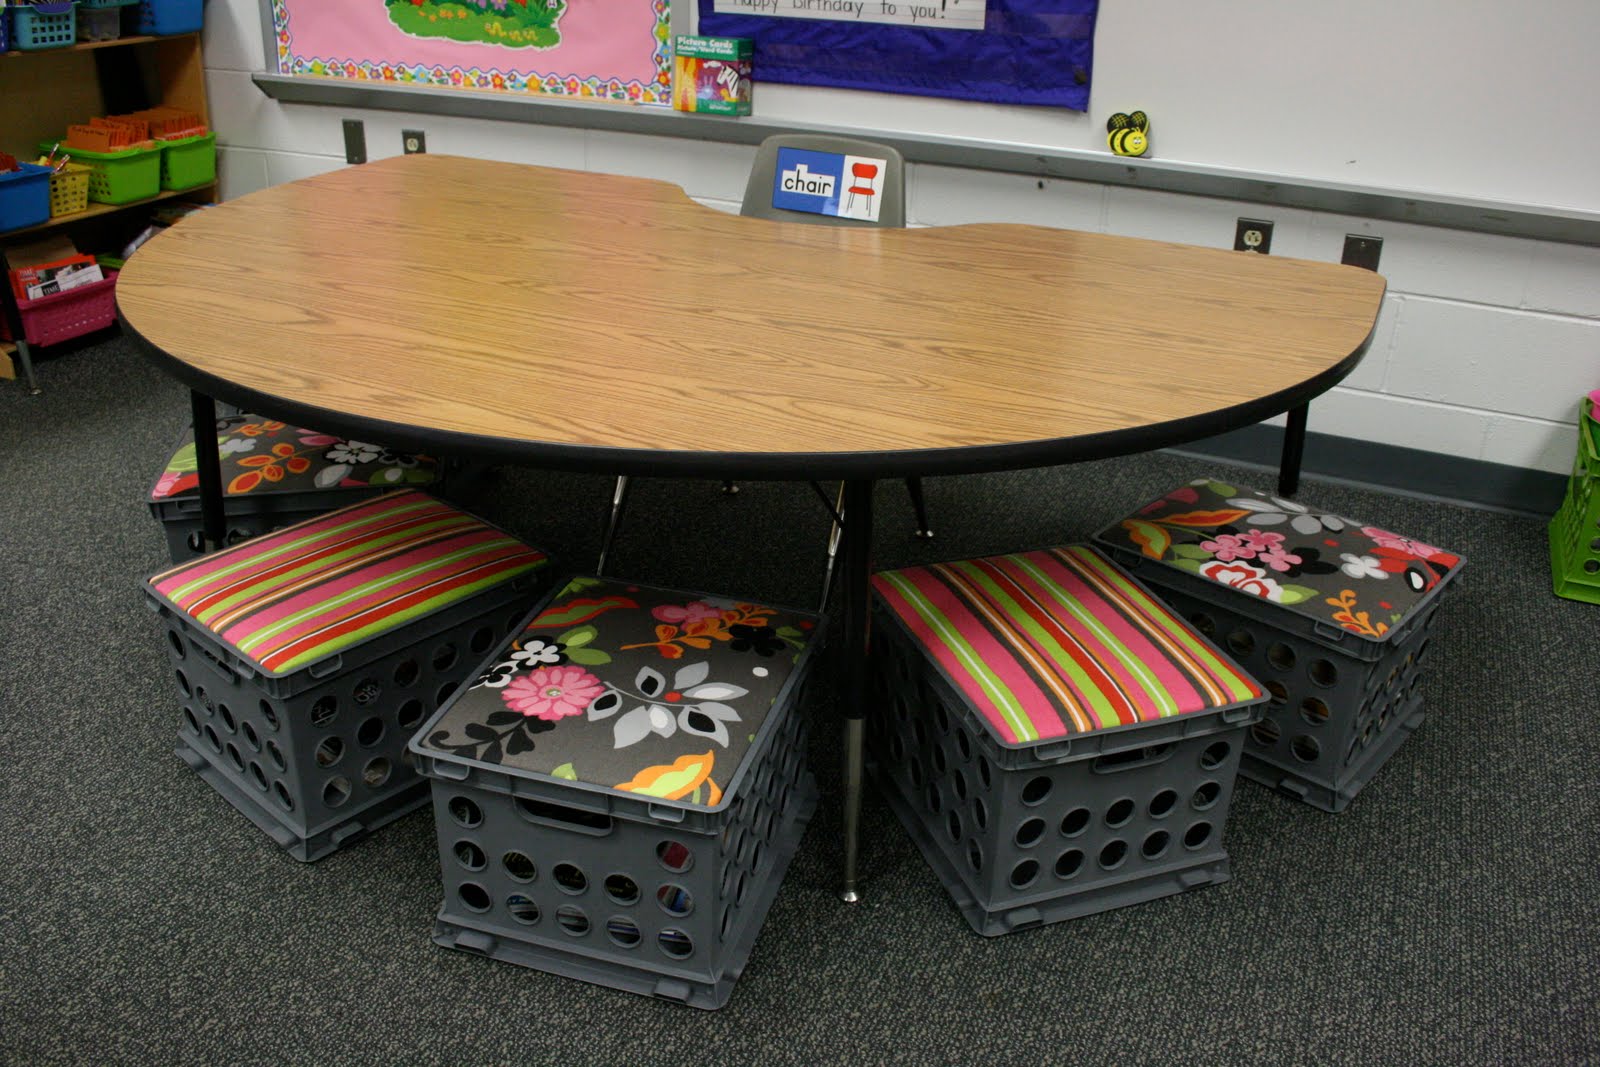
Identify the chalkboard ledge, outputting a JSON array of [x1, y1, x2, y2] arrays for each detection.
[[251, 73, 1600, 247]]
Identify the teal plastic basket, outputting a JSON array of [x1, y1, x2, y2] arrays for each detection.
[[13, 2, 79, 50]]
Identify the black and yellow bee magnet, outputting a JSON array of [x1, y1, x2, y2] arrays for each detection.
[[1107, 111, 1150, 157]]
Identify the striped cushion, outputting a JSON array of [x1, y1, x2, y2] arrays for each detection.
[[147, 490, 548, 676], [871, 545, 1262, 746]]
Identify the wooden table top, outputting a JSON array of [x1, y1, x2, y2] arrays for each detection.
[[117, 154, 1386, 479]]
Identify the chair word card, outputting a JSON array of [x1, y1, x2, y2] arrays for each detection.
[[770, 147, 888, 222]]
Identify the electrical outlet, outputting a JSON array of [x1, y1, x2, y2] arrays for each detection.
[[402, 129, 427, 155], [342, 119, 367, 165], [1234, 218, 1273, 254], [1342, 234, 1383, 271]]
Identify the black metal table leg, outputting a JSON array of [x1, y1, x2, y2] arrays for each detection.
[[190, 390, 225, 551], [596, 474, 630, 576], [838, 477, 874, 903], [905, 476, 932, 538], [1278, 402, 1309, 498]]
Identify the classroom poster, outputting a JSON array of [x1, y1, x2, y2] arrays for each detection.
[[697, 0, 1097, 109], [271, 0, 674, 105]]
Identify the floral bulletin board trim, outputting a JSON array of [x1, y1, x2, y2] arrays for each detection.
[[418, 576, 821, 807], [1094, 478, 1463, 642], [272, 0, 673, 105]]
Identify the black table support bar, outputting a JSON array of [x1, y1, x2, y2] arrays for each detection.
[[1278, 402, 1310, 498], [189, 390, 226, 551], [838, 478, 875, 903]]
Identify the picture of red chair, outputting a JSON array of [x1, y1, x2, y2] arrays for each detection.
[[845, 161, 879, 216]]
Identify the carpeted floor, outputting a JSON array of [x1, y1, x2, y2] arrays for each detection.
[[2, 336, 1596, 1066]]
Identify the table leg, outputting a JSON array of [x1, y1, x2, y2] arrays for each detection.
[[1278, 402, 1309, 498], [905, 477, 932, 539], [190, 390, 226, 551], [14, 340, 40, 395], [596, 474, 630, 576], [838, 477, 874, 903]]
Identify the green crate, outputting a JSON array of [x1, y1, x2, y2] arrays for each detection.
[[158, 132, 216, 190], [1547, 398, 1600, 604], [40, 141, 161, 205]]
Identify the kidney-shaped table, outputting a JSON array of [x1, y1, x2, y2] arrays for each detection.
[[116, 153, 1385, 901]]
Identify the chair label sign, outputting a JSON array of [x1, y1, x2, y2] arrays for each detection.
[[771, 147, 887, 222]]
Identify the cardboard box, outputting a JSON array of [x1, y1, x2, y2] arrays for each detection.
[[673, 36, 753, 116]]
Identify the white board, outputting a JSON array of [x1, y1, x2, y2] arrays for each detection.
[[736, 0, 1600, 212]]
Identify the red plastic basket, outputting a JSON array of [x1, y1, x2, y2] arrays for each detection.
[[16, 271, 120, 346]]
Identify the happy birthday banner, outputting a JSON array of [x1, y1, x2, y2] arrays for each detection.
[[715, 0, 986, 31], [697, 0, 1097, 108]]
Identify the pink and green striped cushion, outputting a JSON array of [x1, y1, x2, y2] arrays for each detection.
[[147, 490, 548, 677], [871, 545, 1263, 746]]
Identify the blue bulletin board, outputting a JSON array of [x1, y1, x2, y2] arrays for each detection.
[[696, 0, 1097, 109]]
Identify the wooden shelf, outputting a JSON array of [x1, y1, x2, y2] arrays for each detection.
[[2, 183, 216, 239], [0, 33, 197, 59]]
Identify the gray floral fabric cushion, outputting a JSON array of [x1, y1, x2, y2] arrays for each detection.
[[1094, 478, 1463, 642], [418, 576, 821, 807], [150, 414, 437, 500]]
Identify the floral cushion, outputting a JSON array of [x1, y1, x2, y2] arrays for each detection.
[[1093, 478, 1464, 642], [415, 578, 822, 808], [149, 414, 437, 502], [872, 545, 1263, 747], [146, 490, 549, 676]]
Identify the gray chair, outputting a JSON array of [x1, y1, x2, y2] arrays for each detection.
[[738, 133, 907, 228], [597, 135, 932, 607]]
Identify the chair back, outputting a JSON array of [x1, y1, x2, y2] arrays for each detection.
[[740, 134, 906, 228]]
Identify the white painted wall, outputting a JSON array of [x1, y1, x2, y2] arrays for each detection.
[[201, 0, 1600, 488]]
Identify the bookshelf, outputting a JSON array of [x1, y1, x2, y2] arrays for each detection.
[[1, 29, 214, 390]]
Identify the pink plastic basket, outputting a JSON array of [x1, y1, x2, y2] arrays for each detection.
[[16, 271, 120, 346]]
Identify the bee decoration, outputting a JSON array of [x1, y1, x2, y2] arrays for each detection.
[[1107, 110, 1150, 157]]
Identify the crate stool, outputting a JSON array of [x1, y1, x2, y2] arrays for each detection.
[[869, 544, 1267, 937], [1095, 477, 1465, 812], [410, 576, 824, 1009], [148, 413, 442, 562], [144, 490, 552, 861], [1547, 397, 1600, 604]]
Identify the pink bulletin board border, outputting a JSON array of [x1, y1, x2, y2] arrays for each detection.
[[272, 0, 673, 105]]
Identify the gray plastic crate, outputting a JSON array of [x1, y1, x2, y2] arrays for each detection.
[[868, 545, 1267, 937], [1094, 478, 1464, 812], [424, 703, 816, 1010], [409, 576, 825, 1009], [147, 413, 441, 562], [870, 606, 1260, 937], [144, 491, 552, 860], [1127, 579, 1438, 811]]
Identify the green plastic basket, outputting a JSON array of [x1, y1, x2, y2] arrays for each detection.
[[157, 132, 216, 190], [40, 140, 161, 205], [1546, 398, 1600, 604]]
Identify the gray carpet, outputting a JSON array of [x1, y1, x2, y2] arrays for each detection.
[[2, 336, 1597, 1066]]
